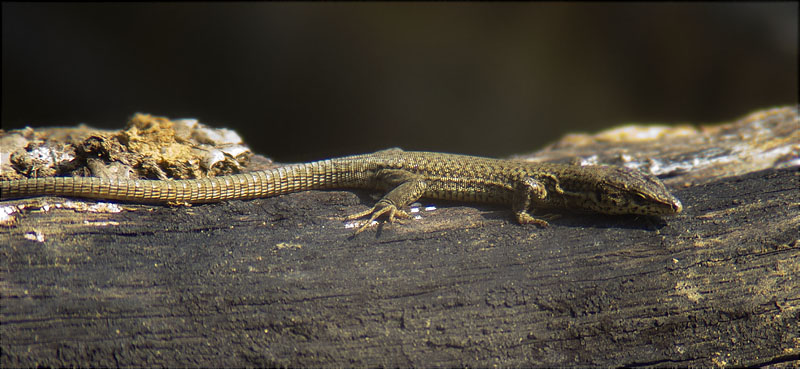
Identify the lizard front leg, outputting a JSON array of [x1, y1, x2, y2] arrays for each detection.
[[512, 176, 550, 227], [345, 169, 428, 234]]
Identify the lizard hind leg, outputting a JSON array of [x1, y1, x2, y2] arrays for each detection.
[[345, 169, 426, 234]]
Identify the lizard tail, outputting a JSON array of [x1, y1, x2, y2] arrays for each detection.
[[0, 158, 372, 204]]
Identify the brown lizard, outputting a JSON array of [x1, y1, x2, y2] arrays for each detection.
[[0, 148, 682, 233]]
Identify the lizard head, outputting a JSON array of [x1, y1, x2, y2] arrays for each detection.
[[581, 166, 683, 216]]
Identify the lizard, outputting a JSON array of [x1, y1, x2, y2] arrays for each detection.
[[0, 148, 682, 234]]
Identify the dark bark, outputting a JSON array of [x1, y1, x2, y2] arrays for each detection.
[[1, 167, 798, 367]]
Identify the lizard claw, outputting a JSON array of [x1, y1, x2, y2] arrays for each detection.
[[346, 201, 410, 234], [515, 210, 550, 227]]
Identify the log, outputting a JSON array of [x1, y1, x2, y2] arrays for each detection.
[[1, 108, 798, 367]]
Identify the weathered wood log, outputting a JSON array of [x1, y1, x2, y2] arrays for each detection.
[[1, 108, 798, 367]]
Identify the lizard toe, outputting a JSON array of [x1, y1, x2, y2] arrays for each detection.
[[347, 202, 409, 234], [515, 211, 550, 227]]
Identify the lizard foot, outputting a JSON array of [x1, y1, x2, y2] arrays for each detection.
[[515, 211, 550, 227], [345, 201, 410, 234]]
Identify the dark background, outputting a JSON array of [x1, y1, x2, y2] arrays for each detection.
[[2, 3, 797, 162]]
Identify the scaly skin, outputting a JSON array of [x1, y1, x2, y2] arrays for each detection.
[[1, 148, 682, 233]]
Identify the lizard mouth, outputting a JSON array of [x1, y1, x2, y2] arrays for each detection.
[[671, 199, 683, 213], [647, 197, 682, 215], [619, 196, 683, 216]]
